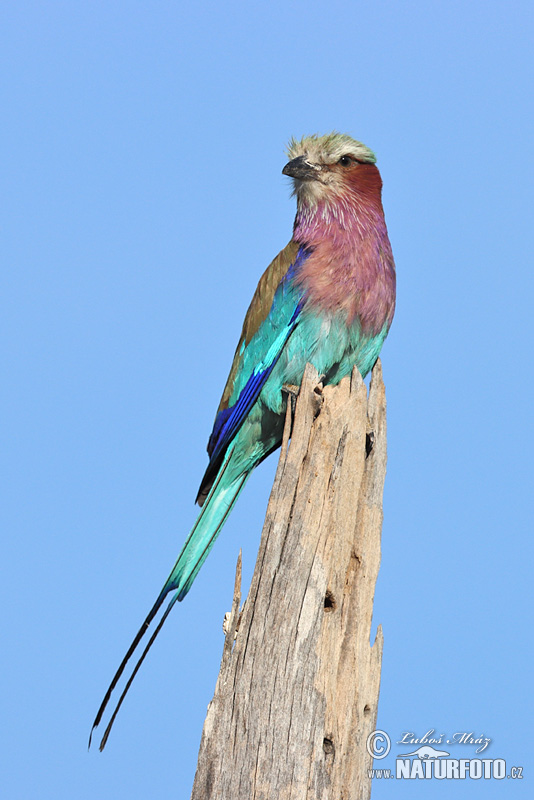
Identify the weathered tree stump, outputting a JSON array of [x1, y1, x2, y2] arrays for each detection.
[[191, 360, 387, 800]]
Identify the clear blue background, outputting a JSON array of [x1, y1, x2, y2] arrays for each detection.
[[1, 1, 532, 797]]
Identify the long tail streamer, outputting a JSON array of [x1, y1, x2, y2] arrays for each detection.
[[89, 447, 249, 750]]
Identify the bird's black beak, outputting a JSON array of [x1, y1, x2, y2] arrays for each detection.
[[282, 155, 320, 181]]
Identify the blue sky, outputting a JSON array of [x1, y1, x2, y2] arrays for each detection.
[[1, 1, 532, 797]]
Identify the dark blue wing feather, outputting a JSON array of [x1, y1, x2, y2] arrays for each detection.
[[196, 246, 311, 504], [208, 300, 302, 463]]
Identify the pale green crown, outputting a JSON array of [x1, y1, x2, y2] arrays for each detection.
[[286, 132, 376, 165]]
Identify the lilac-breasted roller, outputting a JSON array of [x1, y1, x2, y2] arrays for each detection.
[[91, 133, 396, 749]]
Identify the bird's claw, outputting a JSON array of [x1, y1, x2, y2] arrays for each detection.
[[282, 383, 300, 397], [282, 383, 300, 415]]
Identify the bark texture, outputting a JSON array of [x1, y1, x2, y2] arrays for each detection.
[[191, 360, 387, 800]]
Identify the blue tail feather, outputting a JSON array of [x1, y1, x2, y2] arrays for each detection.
[[90, 447, 249, 749]]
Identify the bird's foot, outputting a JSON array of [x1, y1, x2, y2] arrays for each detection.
[[282, 383, 300, 396], [283, 379, 325, 416], [282, 383, 300, 416]]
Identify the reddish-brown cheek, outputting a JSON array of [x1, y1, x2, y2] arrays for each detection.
[[346, 164, 383, 203]]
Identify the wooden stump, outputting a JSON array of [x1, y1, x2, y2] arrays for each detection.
[[191, 360, 387, 800]]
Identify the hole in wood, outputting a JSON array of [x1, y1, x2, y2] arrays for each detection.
[[312, 389, 323, 419], [324, 590, 336, 611], [363, 704, 371, 715], [323, 737, 335, 756], [365, 431, 375, 458]]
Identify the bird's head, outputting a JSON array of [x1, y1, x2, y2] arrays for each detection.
[[283, 132, 380, 211]]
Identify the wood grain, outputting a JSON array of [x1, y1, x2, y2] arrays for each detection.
[[191, 360, 387, 800]]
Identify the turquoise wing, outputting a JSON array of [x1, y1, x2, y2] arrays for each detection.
[[196, 243, 310, 503]]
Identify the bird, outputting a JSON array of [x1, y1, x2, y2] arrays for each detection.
[[90, 132, 396, 750]]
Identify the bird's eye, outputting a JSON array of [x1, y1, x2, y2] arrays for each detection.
[[339, 155, 352, 167]]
